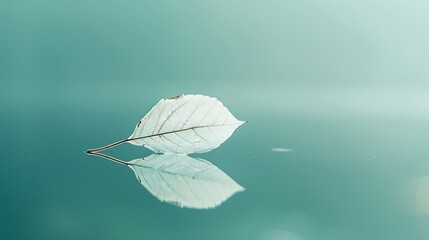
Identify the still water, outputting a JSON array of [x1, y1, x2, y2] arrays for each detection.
[[2, 94, 429, 240], [1, 0, 429, 239]]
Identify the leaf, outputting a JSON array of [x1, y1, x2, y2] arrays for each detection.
[[127, 94, 245, 154], [128, 154, 244, 209]]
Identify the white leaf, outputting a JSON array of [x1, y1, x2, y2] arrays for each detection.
[[128, 94, 245, 154], [128, 154, 244, 209]]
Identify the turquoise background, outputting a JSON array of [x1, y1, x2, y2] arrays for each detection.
[[1, 0, 429, 239]]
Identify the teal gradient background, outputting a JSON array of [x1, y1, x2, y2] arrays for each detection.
[[1, 1, 429, 239]]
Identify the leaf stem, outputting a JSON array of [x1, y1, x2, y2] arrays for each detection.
[[86, 151, 132, 166], [86, 139, 128, 154], [85, 123, 245, 154]]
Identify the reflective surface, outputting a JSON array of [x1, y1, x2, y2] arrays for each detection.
[[1, 0, 429, 239]]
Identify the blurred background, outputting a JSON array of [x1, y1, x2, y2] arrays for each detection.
[[1, 0, 428, 240]]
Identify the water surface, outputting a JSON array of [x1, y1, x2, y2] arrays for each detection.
[[1, 1, 429, 239]]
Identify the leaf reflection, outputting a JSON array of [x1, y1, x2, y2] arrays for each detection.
[[88, 152, 244, 209]]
